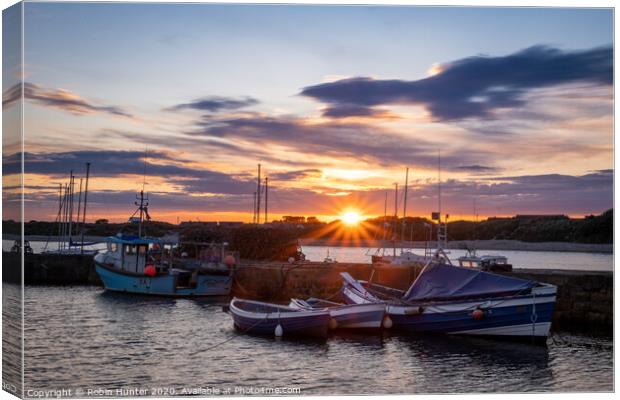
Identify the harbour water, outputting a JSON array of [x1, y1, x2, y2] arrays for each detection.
[[3, 240, 614, 271], [3, 284, 613, 395], [302, 246, 613, 271]]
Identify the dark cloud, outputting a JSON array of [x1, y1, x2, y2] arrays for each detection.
[[269, 169, 322, 181], [167, 96, 258, 112], [322, 105, 384, 118], [455, 165, 500, 173], [4, 150, 255, 195], [301, 45, 612, 121], [3, 82, 132, 118]]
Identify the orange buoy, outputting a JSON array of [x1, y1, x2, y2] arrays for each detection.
[[328, 318, 338, 330], [144, 264, 157, 277], [382, 315, 393, 329], [224, 255, 236, 266], [472, 308, 485, 320]]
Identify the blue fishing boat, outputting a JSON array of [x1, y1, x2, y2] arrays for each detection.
[[94, 191, 233, 297], [288, 298, 387, 330], [228, 298, 332, 337], [341, 261, 556, 342]]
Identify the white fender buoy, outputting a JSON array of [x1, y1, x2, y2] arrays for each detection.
[[328, 318, 338, 330], [274, 324, 283, 337], [382, 315, 393, 329]]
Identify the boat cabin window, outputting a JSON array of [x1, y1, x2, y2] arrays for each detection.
[[107, 243, 118, 252], [125, 245, 136, 255]]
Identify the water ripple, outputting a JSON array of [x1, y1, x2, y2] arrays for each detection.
[[1, 285, 612, 394]]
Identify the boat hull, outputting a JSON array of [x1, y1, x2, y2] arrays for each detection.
[[342, 282, 556, 339], [95, 262, 232, 297], [229, 299, 330, 337]]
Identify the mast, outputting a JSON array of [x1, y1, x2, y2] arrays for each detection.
[[472, 196, 478, 256], [80, 162, 91, 254], [57, 184, 63, 252], [252, 192, 257, 223], [393, 182, 398, 257], [264, 176, 268, 224], [400, 167, 409, 249], [255, 164, 261, 223], [75, 178, 83, 248], [67, 171, 74, 247], [62, 182, 69, 251], [381, 191, 388, 256], [135, 190, 149, 238]]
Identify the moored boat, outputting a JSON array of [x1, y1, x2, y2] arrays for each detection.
[[93, 191, 234, 297], [94, 235, 233, 296], [340, 260, 556, 343], [229, 298, 331, 337], [457, 250, 513, 272], [288, 298, 387, 330]]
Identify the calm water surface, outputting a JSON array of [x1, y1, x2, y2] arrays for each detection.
[[302, 246, 613, 271], [3, 285, 612, 395], [3, 240, 612, 271]]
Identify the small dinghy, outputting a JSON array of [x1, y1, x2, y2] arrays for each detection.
[[289, 298, 387, 330], [228, 298, 332, 338]]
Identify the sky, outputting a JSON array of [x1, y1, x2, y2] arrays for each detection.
[[2, 3, 614, 223]]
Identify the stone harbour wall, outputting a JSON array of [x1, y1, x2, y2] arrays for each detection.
[[4, 253, 611, 334]]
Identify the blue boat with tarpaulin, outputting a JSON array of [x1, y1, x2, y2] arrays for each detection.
[[341, 261, 556, 343]]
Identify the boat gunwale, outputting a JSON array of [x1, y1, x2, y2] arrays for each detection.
[[230, 298, 331, 320], [344, 280, 556, 309]]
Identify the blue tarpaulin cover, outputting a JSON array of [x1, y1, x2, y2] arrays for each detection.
[[403, 264, 537, 302]]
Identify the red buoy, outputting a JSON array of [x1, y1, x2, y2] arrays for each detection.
[[472, 309, 485, 320], [224, 255, 236, 266], [144, 264, 157, 277]]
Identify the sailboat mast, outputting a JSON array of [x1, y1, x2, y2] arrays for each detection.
[[57, 184, 62, 251], [393, 183, 398, 257], [68, 171, 74, 246], [381, 191, 388, 255], [400, 167, 409, 248], [80, 162, 91, 254], [255, 164, 261, 223], [75, 178, 83, 248], [264, 177, 268, 224], [252, 192, 257, 223], [62, 183, 69, 251]]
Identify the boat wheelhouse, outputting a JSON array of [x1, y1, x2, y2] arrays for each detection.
[[94, 234, 233, 297], [93, 190, 233, 297]]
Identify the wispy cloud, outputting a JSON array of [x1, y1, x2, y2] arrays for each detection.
[[301, 45, 612, 121], [191, 115, 493, 169], [3, 82, 133, 118]]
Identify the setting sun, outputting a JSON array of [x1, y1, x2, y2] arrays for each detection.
[[341, 211, 362, 226]]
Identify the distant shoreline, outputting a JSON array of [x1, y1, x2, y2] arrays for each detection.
[[3, 235, 612, 254], [298, 239, 613, 254]]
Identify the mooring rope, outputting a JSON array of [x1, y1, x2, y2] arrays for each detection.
[[202, 312, 269, 352]]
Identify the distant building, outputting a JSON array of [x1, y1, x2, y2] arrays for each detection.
[[282, 216, 306, 223], [306, 216, 320, 224]]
